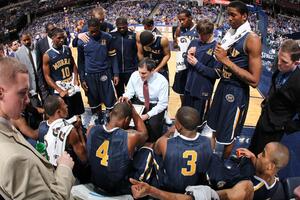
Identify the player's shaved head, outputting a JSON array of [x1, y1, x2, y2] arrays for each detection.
[[268, 142, 289, 170], [175, 106, 200, 131], [111, 102, 132, 120], [44, 95, 61, 116], [0, 57, 28, 86]]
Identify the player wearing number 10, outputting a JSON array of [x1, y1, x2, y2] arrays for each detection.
[[86, 101, 148, 194], [43, 27, 84, 117], [154, 106, 213, 193]]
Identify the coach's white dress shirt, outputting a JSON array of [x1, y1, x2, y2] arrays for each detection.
[[123, 71, 168, 118]]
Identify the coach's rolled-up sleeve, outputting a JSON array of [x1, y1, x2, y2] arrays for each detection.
[[147, 79, 168, 118]]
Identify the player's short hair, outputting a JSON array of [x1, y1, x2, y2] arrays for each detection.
[[111, 102, 132, 119], [268, 142, 289, 170], [51, 28, 65, 38], [88, 18, 101, 28], [228, 1, 248, 16], [138, 58, 156, 71], [44, 95, 61, 116], [116, 17, 128, 26], [45, 22, 55, 34], [140, 31, 154, 46], [142, 18, 154, 26], [0, 57, 28, 85], [20, 32, 31, 39], [196, 19, 214, 35], [176, 106, 200, 131], [178, 9, 192, 17], [280, 39, 300, 62]]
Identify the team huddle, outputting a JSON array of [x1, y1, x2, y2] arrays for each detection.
[[0, 0, 300, 199]]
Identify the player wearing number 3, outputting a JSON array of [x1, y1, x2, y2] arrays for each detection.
[[43, 27, 84, 118], [86, 101, 148, 195], [154, 106, 213, 193]]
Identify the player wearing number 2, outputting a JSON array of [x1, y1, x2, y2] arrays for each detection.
[[154, 106, 213, 193], [86, 101, 148, 194], [43, 27, 84, 118]]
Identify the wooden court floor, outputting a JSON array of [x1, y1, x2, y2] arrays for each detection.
[[71, 49, 263, 127]]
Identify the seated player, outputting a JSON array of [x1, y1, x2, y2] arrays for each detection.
[[130, 142, 289, 200], [38, 95, 87, 165], [130, 178, 252, 200], [236, 142, 289, 200], [87, 101, 148, 195], [154, 106, 213, 193]]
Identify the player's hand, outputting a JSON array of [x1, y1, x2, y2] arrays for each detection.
[[59, 90, 68, 98], [214, 44, 228, 63], [130, 178, 151, 199], [113, 76, 119, 86], [57, 151, 74, 170], [187, 54, 198, 66], [141, 114, 149, 121], [81, 81, 88, 92], [74, 116, 82, 129], [78, 33, 90, 43], [236, 148, 256, 159], [118, 96, 128, 102], [188, 47, 196, 56]]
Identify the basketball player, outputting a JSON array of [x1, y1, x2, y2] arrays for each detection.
[[172, 10, 198, 105], [154, 106, 212, 193], [87, 101, 148, 194], [77, 18, 119, 123], [43, 28, 84, 118], [184, 19, 220, 123], [39, 95, 87, 166], [203, 1, 262, 158], [136, 30, 171, 81], [110, 17, 138, 97]]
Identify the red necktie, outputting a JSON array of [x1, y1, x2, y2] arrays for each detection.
[[143, 80, 150, 112]]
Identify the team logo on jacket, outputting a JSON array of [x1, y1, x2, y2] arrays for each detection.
[[128, 35, 133, 40], [101, 39, 107, 45], [100, 75, 108, 81], [225, 94, 235, 103]]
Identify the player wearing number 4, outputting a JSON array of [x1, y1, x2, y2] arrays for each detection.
[[86, 101, 148, 195], [154, 106, 213, 193], [43, 27, 84, 118]]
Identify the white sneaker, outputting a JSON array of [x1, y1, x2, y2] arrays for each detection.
[[164, 112, 173, 125], [200, 123, 214, 138]]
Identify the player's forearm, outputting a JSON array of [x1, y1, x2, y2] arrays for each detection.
[[137, 51, 144, 61], [156, 55, 170, 72], [45, 75, 63, 93], [132, 109, 148, 141], [148, 186, 192, 200], [222, 59, 259, 88], [73, 144, 87, 163]]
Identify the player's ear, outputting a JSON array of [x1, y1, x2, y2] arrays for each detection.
[[174, 122, 182, 131], [0, 87, 4, 100]]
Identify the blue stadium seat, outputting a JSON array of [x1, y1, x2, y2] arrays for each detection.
[[283, 177, 300, 199]]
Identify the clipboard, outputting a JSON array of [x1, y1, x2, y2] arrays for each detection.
[[129, 104, 145, 127]]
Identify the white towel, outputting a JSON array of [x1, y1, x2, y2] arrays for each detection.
[[220, 21, 252, 50]]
